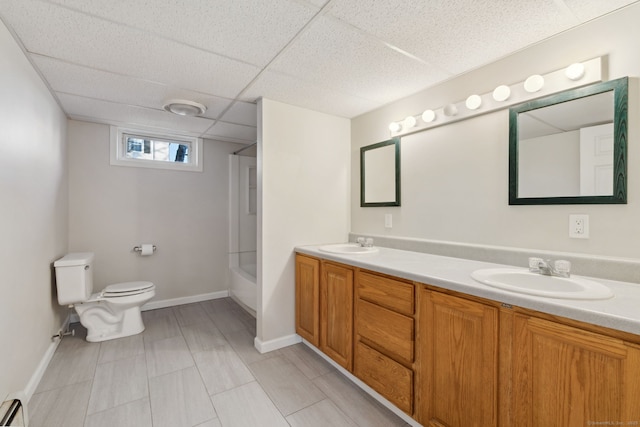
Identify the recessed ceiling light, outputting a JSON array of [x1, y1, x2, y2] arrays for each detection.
[[163, 99, 207, 117]]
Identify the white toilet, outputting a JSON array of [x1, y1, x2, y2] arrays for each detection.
[[54, 252, 155, 342]]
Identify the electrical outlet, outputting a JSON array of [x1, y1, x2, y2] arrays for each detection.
[[569, 214, 589, 238], [384, 213, 393, 228]]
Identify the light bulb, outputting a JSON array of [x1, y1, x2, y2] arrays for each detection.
[[421, 109, 436, 123], [389, 122, 402, 133], [465, 95, 482, 110], [403, 115, 417, 128], [492, 85, 511, 102], [524, 75, 544, 93], [565, 63, 585, 80]]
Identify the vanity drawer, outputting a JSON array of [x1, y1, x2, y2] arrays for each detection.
[[357, 271, 414, 315], [355, 341, 413, 414], [356, 299, 414, 363]]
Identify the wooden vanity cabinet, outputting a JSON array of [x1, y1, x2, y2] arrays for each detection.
[[508, 313, 640, 426], [295, 254, 320, 346], [417, 287, 499, 427], [320, 261, 354, 371], [354, 270, 415, 414], [296, 252, 640, 427]]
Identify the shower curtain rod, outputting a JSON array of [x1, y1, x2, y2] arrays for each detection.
[[233, 142, 257, 155]]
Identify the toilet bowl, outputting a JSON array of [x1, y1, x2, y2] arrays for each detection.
[[54, 253, 155, 342]]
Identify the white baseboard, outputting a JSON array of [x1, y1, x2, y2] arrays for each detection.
[[142, 290, 229, 311], [68, 290, 230, 329], [301, 339, 422, 427], [254, 333, 301, 354], [24, 314, 71, 403]]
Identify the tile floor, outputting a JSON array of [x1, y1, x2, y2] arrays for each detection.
[[28, 298, 409, 427]]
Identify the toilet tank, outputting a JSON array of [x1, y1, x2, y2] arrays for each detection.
[[54, 252, 95, 305]]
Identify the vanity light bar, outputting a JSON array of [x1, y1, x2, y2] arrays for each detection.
[[389, 57, 603, 138]]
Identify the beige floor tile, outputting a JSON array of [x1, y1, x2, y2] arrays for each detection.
[[87, 353, 148, 414], [173, 303, 210, 326], [279, 343, 334, 379], [203, 300, 254, 335], [313, 372, 406, 427], [145, 335, 194, 378], [141, 309, 182, 344], [29, 380, 92, 427], [250, 355, 326, 416], [223, 327, 280, 365], [286, 399, 358, 427], [98, 334, 144, 364], [195, 419, 223, 427], [193, 344, 254, 395], [180, 319, 228, 353], [149, 366, 217, 427], [36, 337, 99, 392], [211, 382, 289, 427], [84, 398, 152, 427]]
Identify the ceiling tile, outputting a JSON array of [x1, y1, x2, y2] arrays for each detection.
[[327, 0, 578, 75], [563, 0, 639, 21], [1, 1, 261, 97], [221, 101, 258, 126], [242, 69, 382, 118], [203, 121, 257, 144], [46, 0, 321, 67], [57, 93, 214, 136], [267, 15, 450, 105], [31, 55, 234, 119]]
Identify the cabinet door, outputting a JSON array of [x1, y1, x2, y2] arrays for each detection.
[[295, 254, 320, 346], [512, 314, 640, 426], [320, 262, 354, 371], [418, 289, 498, 427]]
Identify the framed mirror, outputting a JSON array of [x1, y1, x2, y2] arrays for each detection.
[[361, 138, 401, 207], [509, 77, 627, 205]]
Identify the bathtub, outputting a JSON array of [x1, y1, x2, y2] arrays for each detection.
[[229, 263, 256, 315]]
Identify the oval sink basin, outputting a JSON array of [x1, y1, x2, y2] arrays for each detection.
[[319, 244, 378, 255], [471, 268, 613, 300]]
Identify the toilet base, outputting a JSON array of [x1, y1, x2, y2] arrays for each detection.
[[74, 294, 152, 342]]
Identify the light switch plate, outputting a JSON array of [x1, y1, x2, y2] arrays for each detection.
[[384, 214, 392, 228]]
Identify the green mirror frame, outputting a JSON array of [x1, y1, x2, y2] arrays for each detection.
[[509, 77, 628, 205], [360, 138, 401, 207]]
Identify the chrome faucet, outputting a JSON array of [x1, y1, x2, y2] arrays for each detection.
[[356, 237, 374, 247], [529, 257, 571, 278]]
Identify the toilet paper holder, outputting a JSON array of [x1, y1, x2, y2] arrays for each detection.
[[133, 245, 157, 253]]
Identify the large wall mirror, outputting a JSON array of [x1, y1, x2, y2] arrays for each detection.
[[509, 77, 628, 205], [361, 138, 400, 207]]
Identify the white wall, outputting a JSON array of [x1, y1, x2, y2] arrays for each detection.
[[258, 98, 350, 346], [0, 22, 68, 401], [67, 120, 242, 303], [351, 3, 640, 260]]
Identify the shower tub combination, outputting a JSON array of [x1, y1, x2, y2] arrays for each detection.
[[229, 151, 257, 315], [229, 252, 256, 315]]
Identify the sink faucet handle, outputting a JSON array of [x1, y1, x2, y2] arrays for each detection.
[[528, 257, 543, 272], [555, 260, 571, 277], [356, 237, 365, 246]]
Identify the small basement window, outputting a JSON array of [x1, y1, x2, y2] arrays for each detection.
[[110, 126, 203, 172]]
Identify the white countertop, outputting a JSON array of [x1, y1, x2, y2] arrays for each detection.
[[296, 244, 640, 336]]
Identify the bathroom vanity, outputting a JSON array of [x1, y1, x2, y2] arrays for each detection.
[[295, 245, 640, 427]]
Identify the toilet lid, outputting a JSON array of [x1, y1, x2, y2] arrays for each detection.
[[102, 281, 155, 297]]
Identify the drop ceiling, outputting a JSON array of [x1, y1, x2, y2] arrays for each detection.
[[1, 0, 637, 145]]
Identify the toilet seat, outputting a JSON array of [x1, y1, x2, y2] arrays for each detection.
[[102, 281, 155, 298]]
